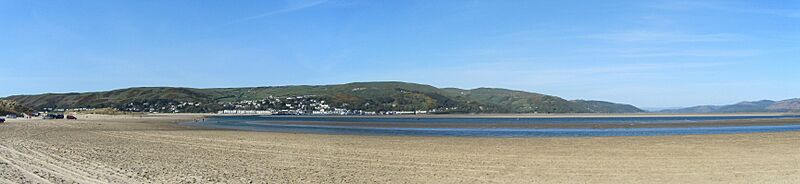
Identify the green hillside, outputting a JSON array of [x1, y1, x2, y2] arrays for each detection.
[[572, 100, 645, 113], [2, 82, 644, 114], [0, 100, 34, 116], [441, 88, 589, 113]]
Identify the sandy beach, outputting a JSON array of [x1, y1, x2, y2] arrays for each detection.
[[1, 115, 799, 183]]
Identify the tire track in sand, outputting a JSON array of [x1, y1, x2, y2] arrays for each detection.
[[23, 142, 145, 183], [91, 130, 503, 184], [103, 130, 503, 172], [0, 150, 52, 184], [0, 143, 138, 184]]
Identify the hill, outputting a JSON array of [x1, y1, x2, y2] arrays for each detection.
[[661, 99, 800, 113], [2, 82, 644, 114], [572, 100, 645, 113], [767, 98, 800, 111], [0, 100, 34, 116]]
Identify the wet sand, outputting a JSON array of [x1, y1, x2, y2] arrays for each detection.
[[1, 114, 799, 183]]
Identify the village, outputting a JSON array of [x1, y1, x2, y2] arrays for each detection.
[[214, 95, 437, 115], [31, 95, 440, 117]]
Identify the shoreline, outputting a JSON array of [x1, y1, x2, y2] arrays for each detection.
[[2, 114, 800, 183], [209, 112, 800, 118], [224, 118, 800, 129], [137, 112, 800, 118]]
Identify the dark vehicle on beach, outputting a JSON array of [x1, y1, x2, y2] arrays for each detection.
[[67, 115, 77, 120], [0, 117, 5, 123], [44, 114, 65, 119]]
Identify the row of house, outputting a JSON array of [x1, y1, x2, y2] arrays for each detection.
[[38, 95, 444, 115]]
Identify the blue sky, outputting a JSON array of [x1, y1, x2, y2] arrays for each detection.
[[1, 0, 798, 108]]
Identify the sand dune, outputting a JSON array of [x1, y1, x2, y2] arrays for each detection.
[[1, 115, 799, 183]]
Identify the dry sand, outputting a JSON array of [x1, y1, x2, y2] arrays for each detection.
[[1, 114, 799, 183]]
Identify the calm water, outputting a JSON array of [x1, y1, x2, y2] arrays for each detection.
[[185, 115, 800, 137]]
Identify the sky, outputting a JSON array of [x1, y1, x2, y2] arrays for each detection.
[[1, 0, 798, 108]]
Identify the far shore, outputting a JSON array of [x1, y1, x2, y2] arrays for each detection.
[[143, 112, 800, 118], [240, 118, 800, 129]]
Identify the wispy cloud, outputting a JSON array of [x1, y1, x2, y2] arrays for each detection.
[[581, 31, 744, 43], [475, 61, 733, 78], [652, 0, 800, 18], [576, 29, 763, 58], [219, 0, 329, 27], [384, 60, 738, 99], [586, 48, 762, 58], [649, 0, 718, 10]]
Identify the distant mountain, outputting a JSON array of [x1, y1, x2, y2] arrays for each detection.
[[767, 98, 800, 111], [2, 82, 644, 114], [640, 107, 687, 112], [572, 100, 645, 113], [661, 105, 720, 114], [0, 100, 34, 116], [661, 99, 800, 113]]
